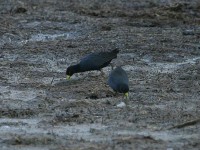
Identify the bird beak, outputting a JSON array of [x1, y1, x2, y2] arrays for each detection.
[[66, 75, 71, 80], [124, 92, 129, 98]]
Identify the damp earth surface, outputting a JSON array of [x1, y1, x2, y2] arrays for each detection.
[[0, 0, 200, 149]]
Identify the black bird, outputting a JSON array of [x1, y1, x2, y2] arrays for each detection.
[[66, 48, 119, 79], [108, 66, 129, 98]]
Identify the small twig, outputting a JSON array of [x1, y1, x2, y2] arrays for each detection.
[[168, 118, 200, 130], [51, 76, 55, 85]]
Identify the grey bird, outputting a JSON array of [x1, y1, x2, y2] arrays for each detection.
[[108, 66, 129, 98], [66, 48, 119, 79]]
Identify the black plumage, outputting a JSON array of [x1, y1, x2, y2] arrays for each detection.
[[108, 66, 129, 97], [66, 48, 119, 79]]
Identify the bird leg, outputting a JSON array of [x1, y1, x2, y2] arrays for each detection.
[[124, 97, 129, 106]]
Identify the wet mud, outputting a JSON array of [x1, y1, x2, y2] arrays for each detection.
[[0, 0, 200, 149]]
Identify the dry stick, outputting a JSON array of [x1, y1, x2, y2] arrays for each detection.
[[168, 118, 200, 130], [51, 76, 55, 85]]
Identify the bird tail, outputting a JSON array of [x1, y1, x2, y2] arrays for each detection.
[[111, 48, 119, 54]]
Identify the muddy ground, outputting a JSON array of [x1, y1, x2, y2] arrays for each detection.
[[0, 0, 200, 149]]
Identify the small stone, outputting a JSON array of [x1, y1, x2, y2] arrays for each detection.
[[182, 30, 195, 35], [117, 102, 126, 108]]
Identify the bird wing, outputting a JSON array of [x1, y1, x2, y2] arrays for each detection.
[[80, 51, 118, 70]]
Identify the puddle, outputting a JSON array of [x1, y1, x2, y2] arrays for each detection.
[[0, 118, 108, 142], [116, 129, 199, 142], [52, 124, 108, 141], [24, 21, 41, 28], [0, 117, 199, 145], [0, 20, 83, 48], [0, 86, 45, 101], [150, 63, 179, 73], [28, 32, 77, 42], [149, 56, 200, 73], [7, 31, 80, 46], [124, 56, 200, 74], [0, 53, 19, 62]]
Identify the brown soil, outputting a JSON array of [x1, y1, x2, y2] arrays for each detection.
[[0, 0, 200, 149]]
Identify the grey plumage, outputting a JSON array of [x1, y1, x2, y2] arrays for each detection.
[[108, 66, 129, 94]]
